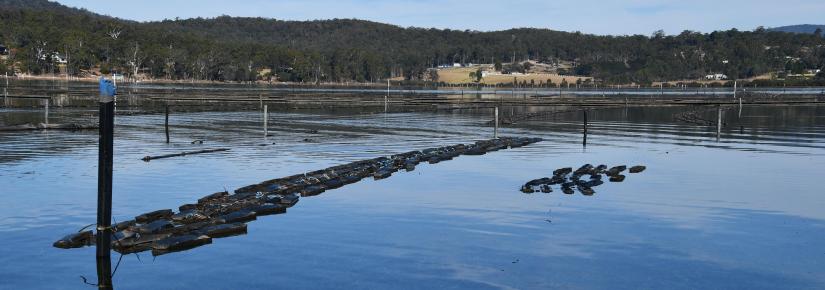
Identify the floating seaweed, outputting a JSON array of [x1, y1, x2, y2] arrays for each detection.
[[55, 137, 543, 256]]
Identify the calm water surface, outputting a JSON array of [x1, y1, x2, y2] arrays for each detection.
[[1, 103, 824, 289]]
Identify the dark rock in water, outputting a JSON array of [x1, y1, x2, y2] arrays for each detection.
[[198, 191, 228, 204], [300, 185, 325, 197], [228, 191, 258, 202], [550, 176, 566, 184], [151, 234, 212, 256], [279, 194, 300, 206], [583, 180, 604, 188], [589, 174, 602, 180], [135, 209, 173, 223], [570, 174, 582, 181], [520, 184, 535, 193], [594, 165, 608, 174], [171, 210, 208, 224], [216, 210, 257, 224], [112, 230, 137, 245], [159, 222, 210, 235], [114, 243, 153, 254], [404, 160, 417, 172], [113, 233, 173, 253], [540, 185, 552, 193], [179, 203, 198, 212], [53, 230, 95, 249], [561, 182, 575, 188], [629, 165, 646, 173], [324, 178, 344, 189], [341, 175, 362, 184], [578, 186, 595, 196], [218, 199, 262, 215], [526, 177, 552, 186], [464, 148, 486, 155], [263, 194, 282, 204], [199, 223, 248, 238], [562, 187, 575, 195], [609, 175, 626, 182], [607, 166, 627, 176], [373, 168, 393, 180], [113, 220, 136, 232], [574, 164, 594, 175], [136, 219, 174, 234], [251, 203, 286, 216], [427, 156, 442, 164], [553, 167, 572, 176]]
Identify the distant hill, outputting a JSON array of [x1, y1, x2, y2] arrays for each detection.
[[1, 0, 825, 84], [769, 25, 825, 35]]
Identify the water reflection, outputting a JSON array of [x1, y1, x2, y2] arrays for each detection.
[[2, 101, 825, 289]]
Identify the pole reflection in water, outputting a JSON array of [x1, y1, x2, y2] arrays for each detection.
[[94, 252, 114, 290]]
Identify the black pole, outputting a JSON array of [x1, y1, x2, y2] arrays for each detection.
[[165, 105, 170, 143], [582, 110, 588, 147], [96, 89, 114, 289]]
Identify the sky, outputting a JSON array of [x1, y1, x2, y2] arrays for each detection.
[[54, 0, 825, 35]]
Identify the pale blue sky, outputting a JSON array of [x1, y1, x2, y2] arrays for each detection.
[[55, 0, 825, 35]]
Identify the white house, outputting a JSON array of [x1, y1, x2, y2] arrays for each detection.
[[705, 73, 728, 80]]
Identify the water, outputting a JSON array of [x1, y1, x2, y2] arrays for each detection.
[[1, 103, 824, 289]]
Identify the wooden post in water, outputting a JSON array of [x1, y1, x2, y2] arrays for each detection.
[[716, 105, 722, 141], [733, 81, 737, 99], [385, 79, 390, 112], [582, 110, 588, 147], [494, 107, 499, 139], [44, 99, 49, 125], [96, 77, 115, 290], [165, 105, 170, 143], [738, 97, 742, 118], [263, 105, 268, 136]]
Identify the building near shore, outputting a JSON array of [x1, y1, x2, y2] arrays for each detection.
[[0, 44, 8, 60], [705, 73, 728, 80]]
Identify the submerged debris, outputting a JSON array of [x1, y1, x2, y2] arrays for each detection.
[[674, 107, 730, 126], [53, 230, 95, 249], [141, 148, 230, 162], [521, 164, 645, 195], [0, 123, 98, 132], [56, 137, 542, 256]]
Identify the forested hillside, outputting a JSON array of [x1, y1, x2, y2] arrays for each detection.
[[1, 0, 824, 84], [770, 25, 825, 35]]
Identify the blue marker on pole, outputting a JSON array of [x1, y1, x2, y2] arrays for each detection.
[[99, 77, 116, 100]]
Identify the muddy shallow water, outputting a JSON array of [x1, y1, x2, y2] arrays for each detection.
[[1, 103, 824, 289]]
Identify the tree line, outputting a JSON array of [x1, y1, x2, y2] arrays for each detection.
[[1, 0, 824, 84]]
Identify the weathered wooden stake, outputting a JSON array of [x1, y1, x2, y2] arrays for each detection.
[[583, 110, 588, 147], [44, 99, 49, 124], [165, 105, 170, 143], [716, 105, 722, 141], [738, 97, 742, 118], [263, 105, 268, 136], [733, 81, 737, 99], [494, 107, 499, 139]]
